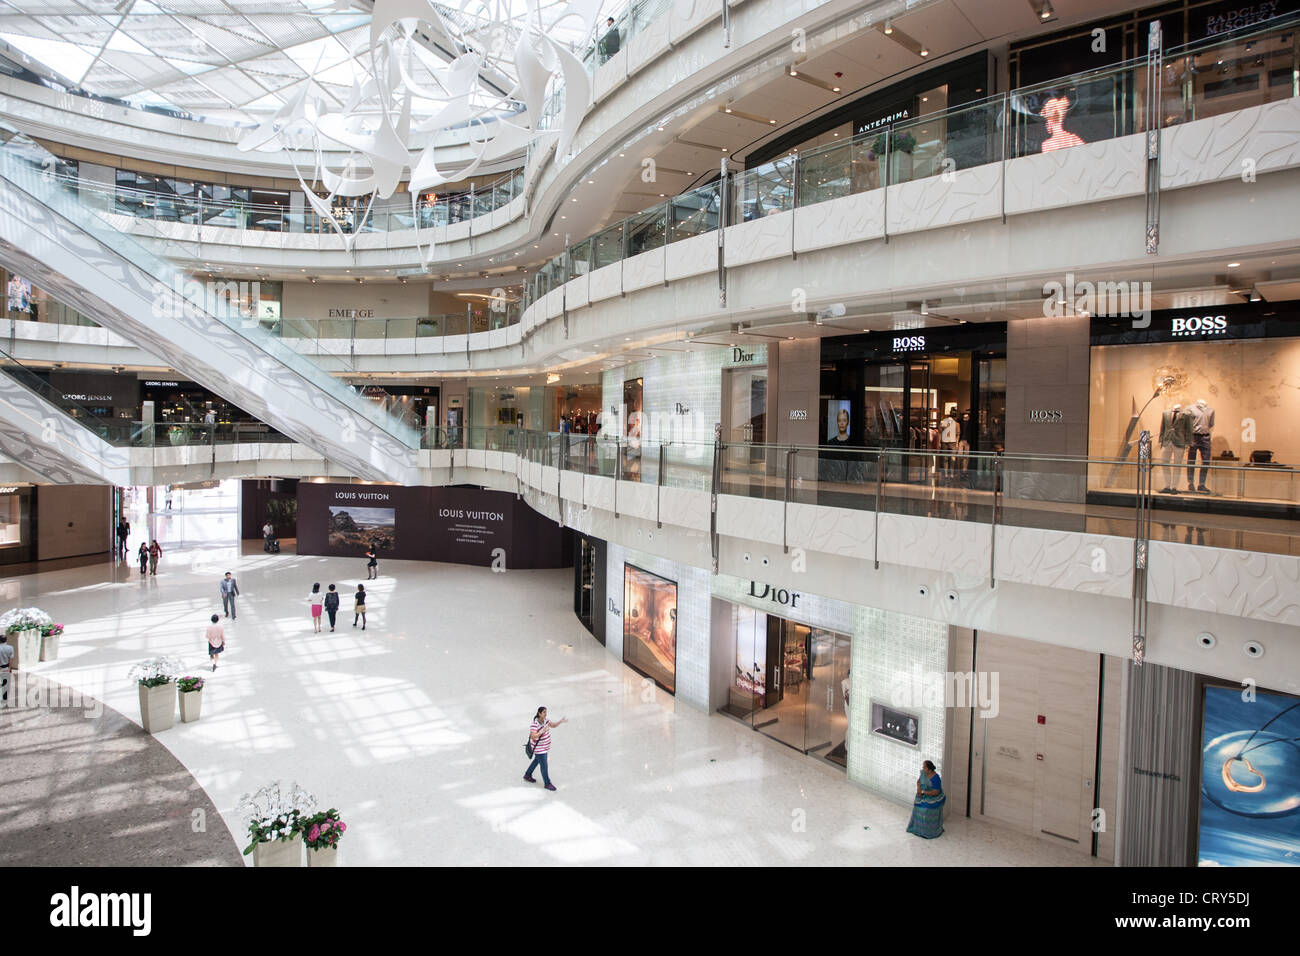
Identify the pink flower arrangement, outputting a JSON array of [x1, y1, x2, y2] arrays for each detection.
[[300, 809, 347, 850]]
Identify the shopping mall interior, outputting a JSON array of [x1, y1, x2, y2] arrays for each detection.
[[0, 0, 1297, 882]]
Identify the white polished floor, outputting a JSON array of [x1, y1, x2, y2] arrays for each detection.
[[4, 546, 1100, 866]]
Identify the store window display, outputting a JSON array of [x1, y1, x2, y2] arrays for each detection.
[[1090, 327, 1300, 504]]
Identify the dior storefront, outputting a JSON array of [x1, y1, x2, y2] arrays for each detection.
[[709, 574, 950, 806]]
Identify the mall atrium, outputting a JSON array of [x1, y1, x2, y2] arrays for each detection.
[[0, 0, 1297, 875]]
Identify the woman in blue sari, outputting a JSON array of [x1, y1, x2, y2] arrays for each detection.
[[906, 760, 945, 839]]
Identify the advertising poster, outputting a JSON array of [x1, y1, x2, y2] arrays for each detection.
[[428, 486, 511, 566], [328, 504, 396, 552], [1198, 685, 1300, 866], [623, 377, 643, 480], [733, 605, 767, 706], [6, 275, 31, 313], [623, 563, 677, 694], [1010, 77, 1122, 155], [825, 399, 852, 444]]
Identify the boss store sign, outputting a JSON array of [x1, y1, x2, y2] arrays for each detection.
[[821, 323, 1007, 362], [1090, 303, 1300, 346]]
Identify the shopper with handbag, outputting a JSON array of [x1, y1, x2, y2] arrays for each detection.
[[523, 706, 568, 791]]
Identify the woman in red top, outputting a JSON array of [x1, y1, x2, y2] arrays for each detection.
[[524, 706, 568, 791]]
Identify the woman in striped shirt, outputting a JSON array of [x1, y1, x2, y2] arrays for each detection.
[[524, 706, 568, 791]]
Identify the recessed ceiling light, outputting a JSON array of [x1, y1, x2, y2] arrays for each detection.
[[920, 47, 929, 56], [769, 119, 777, 124], [789, 69, 798, 76], [724, 106, 732, 113], [832, 86, 841, 92], [561, 215, 567, 219], [619, 152, 625, 157], [884, 19, 893, 34], [1228, 262, 1241, 268]]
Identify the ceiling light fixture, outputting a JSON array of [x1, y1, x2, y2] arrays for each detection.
[[877, 21, 927, 58], [1027, 0, 1058, 23], [787, 68, 843, 95], [884, 19, 893, 34]]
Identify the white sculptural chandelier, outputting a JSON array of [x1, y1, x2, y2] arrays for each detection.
[[238, 0, 600, 255]]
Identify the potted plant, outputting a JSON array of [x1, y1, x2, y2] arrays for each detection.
[[237, 781, 317, 867], [177, 675, 204, 722], [0, 608, 51, 670], [127, 655, 185, 734], [301, 809, 347, 866], [39, 622, 64, 662]]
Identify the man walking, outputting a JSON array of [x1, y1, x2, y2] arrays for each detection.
[[220, 571, 240, 620], [262, 520, 274, 551], [116, 517, 131, 559]]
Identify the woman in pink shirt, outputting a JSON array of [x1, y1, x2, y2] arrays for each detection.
[[524, 705, 568, 791], [205, 613, 225, 671]]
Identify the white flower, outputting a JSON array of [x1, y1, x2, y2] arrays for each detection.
[[127, 655, 186, 684]]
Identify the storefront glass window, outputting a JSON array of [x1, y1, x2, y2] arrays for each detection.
[[1090, 333, 1300, 502]]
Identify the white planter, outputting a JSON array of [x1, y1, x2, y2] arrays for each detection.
[[138, 682, 175, 734], [306, 846, 339, 867], [253, 832, 303, 867], [39, 633, 60, 661], [178, 688, 202, 723], [10, 628, 40, 670]]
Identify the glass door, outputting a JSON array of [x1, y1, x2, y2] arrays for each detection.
[[725, 366, 768, 468], [805, 628, 852, 769], [753, 620, 809, 751]]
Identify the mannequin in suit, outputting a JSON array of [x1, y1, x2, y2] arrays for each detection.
[[1186, 398, 1215, 493], [1157, 403, 1188, 493]]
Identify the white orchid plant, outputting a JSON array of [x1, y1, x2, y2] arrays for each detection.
[[1, 607, 52, 635], [236, 781, 318, 855], [126, 655, 187, 689]]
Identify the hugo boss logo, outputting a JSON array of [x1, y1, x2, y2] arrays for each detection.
[[892, 335, 926, 352], [1029, 409, 1063, 423], [1171, 314, 1227, 336]]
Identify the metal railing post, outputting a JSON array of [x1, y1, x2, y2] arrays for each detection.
[[874, 450, 884, 569], [615, 440, 623, 518], [783, 446, 796, 553], [656, 442, 666, 528], [710, 423, 722, 573], [1132, 431, 1153, 664], [990, 455, 1002, 588], [717, 157, 728, 308], [1144, 21, 1163, 254]]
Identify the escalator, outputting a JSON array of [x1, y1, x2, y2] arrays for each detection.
[[0, 126, 421, 484], [0, 346, 131, 484]]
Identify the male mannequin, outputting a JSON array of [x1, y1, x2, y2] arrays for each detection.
[[1186, 398, 1215, 493], [1158, 402, 1188, 493], [939, 412, 958, 473]]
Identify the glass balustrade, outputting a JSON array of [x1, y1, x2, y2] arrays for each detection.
[[5, 16, 1295, 362]]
